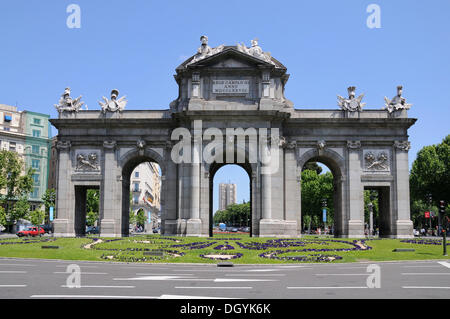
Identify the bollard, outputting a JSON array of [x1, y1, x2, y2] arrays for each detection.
[[443, 230, 447, 256]]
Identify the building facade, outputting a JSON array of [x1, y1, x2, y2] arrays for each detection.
[[0, 105, 52, 210], [130, 162, 161, 231], [219, 183, 236, 211]]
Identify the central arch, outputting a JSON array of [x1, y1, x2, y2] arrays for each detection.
[[120, 149, 166, 237], [297, 148, 346, 237], [208, 162, 253, 237]]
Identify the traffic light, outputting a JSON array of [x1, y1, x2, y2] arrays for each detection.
[[439, 200, 446, 215]]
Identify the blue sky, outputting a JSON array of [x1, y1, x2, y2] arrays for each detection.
[[1, 0, 448, 212]]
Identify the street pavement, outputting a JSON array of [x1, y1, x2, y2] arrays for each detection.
[[0, 257, 449, 299]]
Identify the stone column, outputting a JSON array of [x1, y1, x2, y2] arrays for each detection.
[[393, 141, 414, 238], [53, 141, 74, 237], [186, 133, 202, 236], [346, 141, 364, 238], [283, 141, 301, 237], [100, 140, 121, 237]]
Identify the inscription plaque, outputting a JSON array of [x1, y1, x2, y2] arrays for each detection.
[[212, 80, 249, 94]]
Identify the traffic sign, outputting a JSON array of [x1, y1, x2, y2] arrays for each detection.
[[424, 211, 430, 219]]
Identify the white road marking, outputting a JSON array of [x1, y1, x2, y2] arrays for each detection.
[[401, 273, 450, 275], [175, 286, 252, 289], [0, 271, 27, 274], [287, 286, 368, 289], [0, 264, 35, 267], [114, 276, 276, 282], [0, 285, 27, 288], [403, 286, 450, 289], [438, 261, 450, 268], [224, 274, 285, 277], [31, 294, 158, 299], [159, 294, 235, 299], [53, 272, 108, 275], [61, 285, 135, 289], [315, 273, 368, 276]]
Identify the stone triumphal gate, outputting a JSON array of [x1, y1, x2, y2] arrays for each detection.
[[51, 37, 416, 238]]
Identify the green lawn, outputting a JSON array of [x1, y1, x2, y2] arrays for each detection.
[[0, 234, 447, 264]]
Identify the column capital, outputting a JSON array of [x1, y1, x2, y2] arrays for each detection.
[[347, 140, 361, 150], [56, 140, 71, 151], [103, 140, 117, 150], [394, 140, 411, 152]]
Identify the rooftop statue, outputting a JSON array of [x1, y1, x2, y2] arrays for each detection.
[[99, 89, 127, 114], [384, 86, 412, 113], [337, 86, 366, 112], [237, 38, 275, 65], [54, 87, 85, 113], [187, 35, 225, 65]]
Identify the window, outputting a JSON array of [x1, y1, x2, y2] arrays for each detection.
[[133, 182, 140, 192], [31, 187, 39, 198], [133, 195, 139, 204], [32, 130, 41, 137], [32, 159, 40, 170], [135, 171, 139, 178], [9, 142, 16, 152], [32, 145, 39, 154], [3, 127, 10, 132], [4, 114, 12, 122], [32, 174, 40, 184], [33, 118, 41, 125]]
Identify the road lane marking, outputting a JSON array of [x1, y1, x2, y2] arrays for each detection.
[[30, 295, 158, 299], [61, 285, 135, 289], [114, 276, 276, 282], [159, 294, 235, 299], [287, 286, 368, 289], [175, 286, 252, 289], [53, 272, 108, 275], [315, 273, 368, 276], [0, 271, 27, 274], [403, 286, 450, 289], [0, 285, 27, 288], [438, 261, 450, 268], [401, 273, 450, 275]]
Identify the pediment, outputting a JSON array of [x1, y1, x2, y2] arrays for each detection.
[[177, 47, 286, 71]]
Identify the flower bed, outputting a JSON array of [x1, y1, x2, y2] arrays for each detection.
[[259, 250, 343, 262]]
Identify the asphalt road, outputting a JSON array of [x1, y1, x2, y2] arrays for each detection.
[[0, 257, 449, 300]]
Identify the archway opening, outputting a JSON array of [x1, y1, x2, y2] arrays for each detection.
[[301, 159, 342, 237], [122, 157, 162, 236], [74, 186, 100, 237], [364, 186, 390, 237], [209, 163, 251, 238]]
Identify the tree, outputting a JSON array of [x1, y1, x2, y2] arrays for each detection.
[[136, 209, 147, 227], [29, 209, 45, 226], [86, 211, 99, 227], [301, 169, 334, 229], [42, 188, 56, 223], [213, 203, 250, 227], [302, 162, 322, 175], [410, 135, 450, 206], [0, 150, 34, 232]]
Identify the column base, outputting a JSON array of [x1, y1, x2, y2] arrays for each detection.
[[186, 219, 204, 237], [52, 219, 75, 237], [100, 219, 121, 238], [258, 219, 300, 238]]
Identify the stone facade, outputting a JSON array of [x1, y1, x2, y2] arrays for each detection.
[[50, 39, 416, 238]]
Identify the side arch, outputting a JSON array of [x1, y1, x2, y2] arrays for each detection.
[[296, 147, 347, 237], [119, 147, 166, 236]]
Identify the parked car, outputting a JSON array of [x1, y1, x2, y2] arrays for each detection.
[[152, 227, 160, 234], [86, 226, 99, 234], [231, 227, 238, 232], [16, 227, 45, 237]]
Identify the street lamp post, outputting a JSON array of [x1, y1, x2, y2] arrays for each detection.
[[427, 193, 433, 233], [368, 202, 374, 238], [321, 199, 327, 235]]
